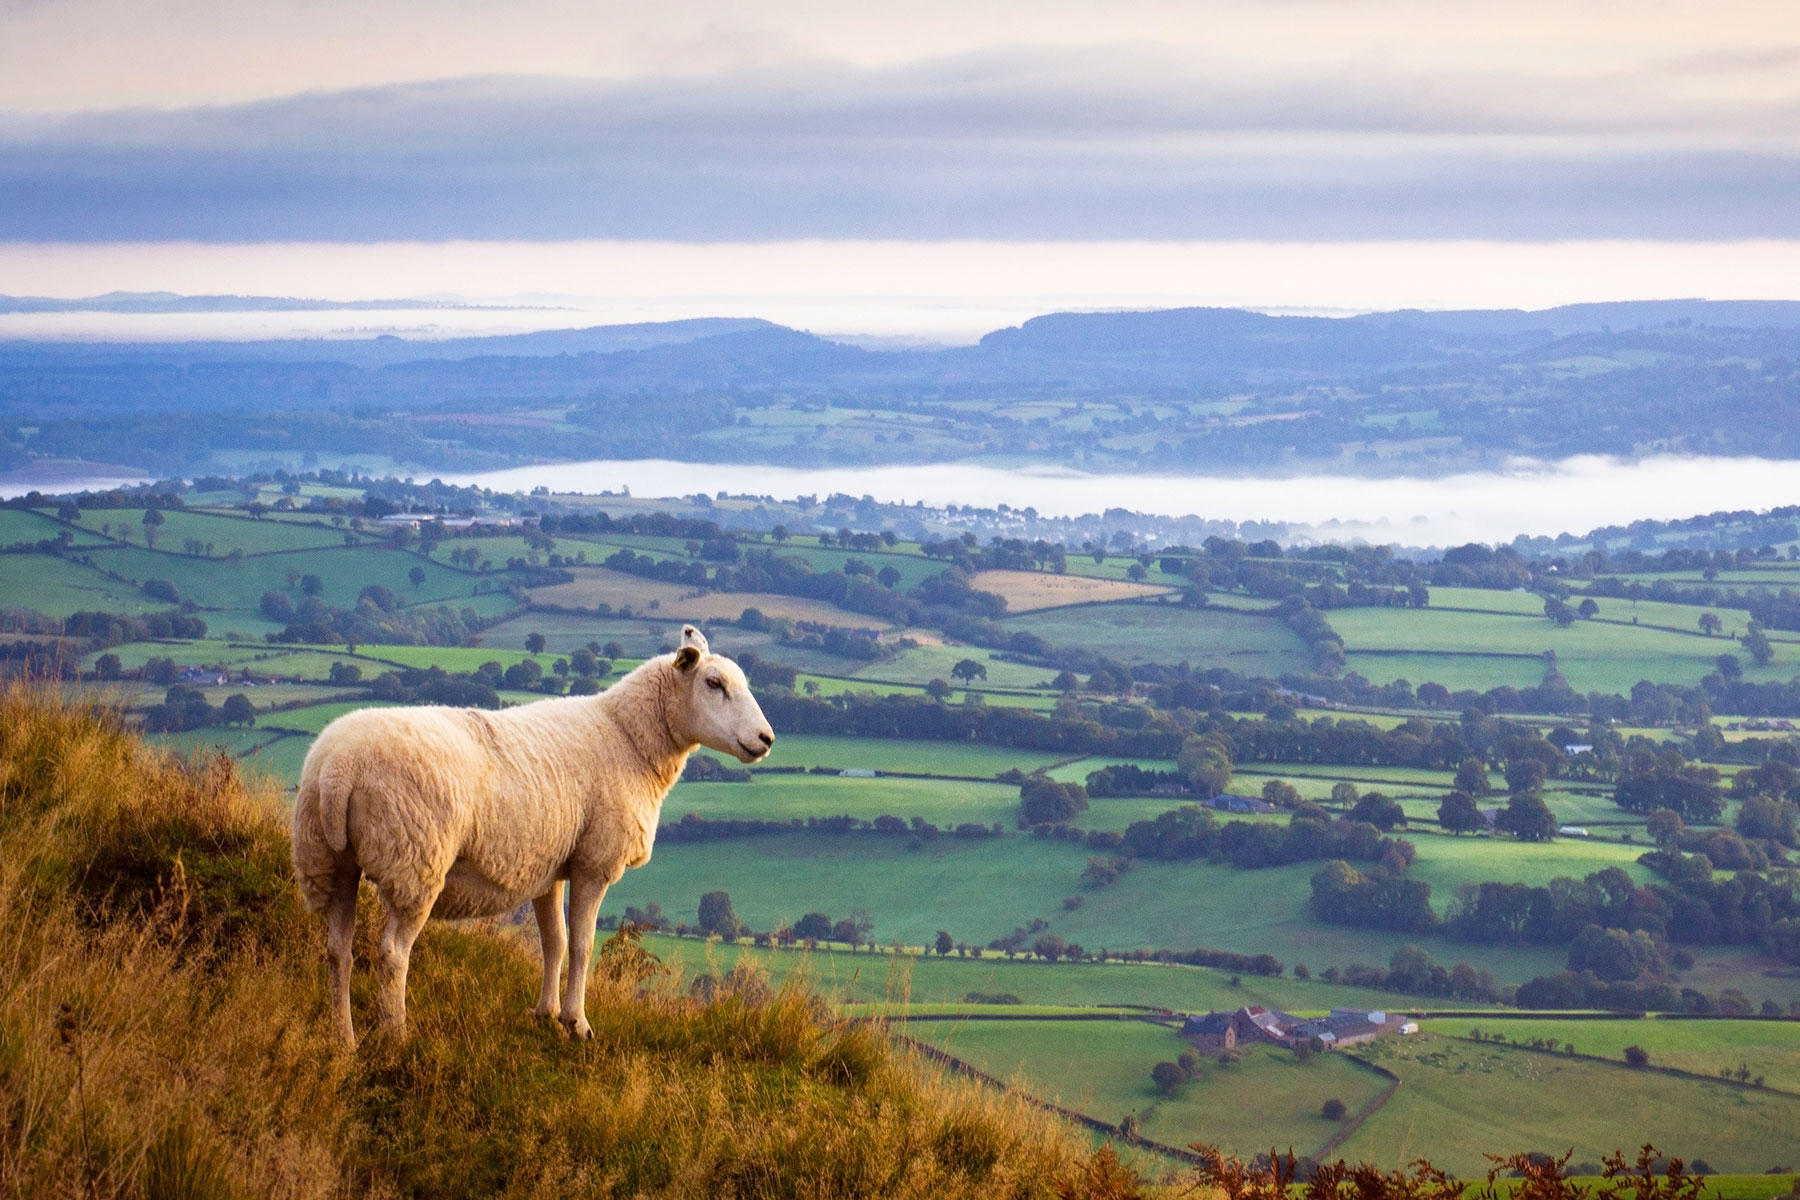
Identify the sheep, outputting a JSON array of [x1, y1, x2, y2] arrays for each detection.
[[290, 625, 774, 1047]]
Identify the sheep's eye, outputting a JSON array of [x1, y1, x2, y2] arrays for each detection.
[[706, 677, 725, 692]]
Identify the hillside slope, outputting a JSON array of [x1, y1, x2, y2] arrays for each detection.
[[0, 685, 1130, 1199]]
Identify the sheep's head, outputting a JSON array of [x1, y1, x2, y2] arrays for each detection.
[[669, 625, 774, 764]]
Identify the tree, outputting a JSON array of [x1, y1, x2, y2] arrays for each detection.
[[1544, 597, 1576, 626], [408, 565, 427, 587], [832, 911, 873, 949], [1329, 781, 1360, 809], [141, 508, 165, 548], [1032, 934, 1066, 962], [793, 912, 833, 941], [92, 653, 122, 681], [1151, 1061, 1186, 1096], [300, 573, 324, 596], [1322, 1098, 1347, 1120], [951, 658, 987, 684], [525, 631, 547, 655], [219, 693, 256, 727], [56, 500, 81, 523], [1177, 734, 1233, 798], [1716, 653, 1742, 681], [1020, 777, 1089, 825], [1646, 807, 1686, 846], [1454, 758, 1493, 796], [1699, 612, 1723, 637], [1577, 598, 1599, 619], [1614, 760, 1726, 822], [1261, 779, 1302, 809], [1623, 1045, 1650, 1068], [1350, 792, 1406, 831], [696, 891, 742, 938], [1504, 758, 1547, 796], [878, 566, 902, 589], [1496, 792, 1559, 842], [1743, 623, 1775, 666], [934, 930, 954, 956], [1437, 790, 1483, 835], [925, 678, 953, 701], [1051, 670, 1079, 693]]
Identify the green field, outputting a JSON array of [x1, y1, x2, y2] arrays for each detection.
[[0, 554, 168, 617], [903, 1019, 1389, 1160], [1332, 606, 1793, 693], [643, 935, 1442, 1015], [666, 773, 1021, 828], [64, 507, 351, 555], [1418, 1017, 1800, 1093], [1002, 604, 1312, 673], [76, 543, 478, 621], [732, 733, 1072, 776], [1341, 1033, 1800, 1175], [608, 833, 1086, 947]]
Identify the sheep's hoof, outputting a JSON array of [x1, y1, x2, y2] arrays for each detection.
[[560, 1017, 592, 1041], [531, 1004, 560, 1022]]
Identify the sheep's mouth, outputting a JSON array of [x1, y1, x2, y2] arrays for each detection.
[[735, 741, 769, 763]]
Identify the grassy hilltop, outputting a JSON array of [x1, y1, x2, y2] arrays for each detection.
[[0, 685, 1124, 1199]]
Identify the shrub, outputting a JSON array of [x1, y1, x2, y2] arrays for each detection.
[[1322, 1098, 1348, 1120]]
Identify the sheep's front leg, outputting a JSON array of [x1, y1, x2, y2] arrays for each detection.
[[558, 873, 611, 1040], [531, 881, 567, 1020]]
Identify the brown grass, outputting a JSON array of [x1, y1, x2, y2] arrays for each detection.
[[0, 683, 1134, 1199], [968, 571, 1175, 613]]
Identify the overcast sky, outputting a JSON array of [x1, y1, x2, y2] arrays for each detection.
[[2, 0, 1797, 318]]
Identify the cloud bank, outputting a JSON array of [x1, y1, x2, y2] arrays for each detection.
[[3, 51, 1799, 242]]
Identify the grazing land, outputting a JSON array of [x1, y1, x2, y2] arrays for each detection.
[[1341, 1034, 1800, 1175], [6, 472, 1800, 1172]]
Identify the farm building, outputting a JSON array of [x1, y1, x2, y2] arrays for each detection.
[[1180, 1011, 1238, 1053], [1188, 1006, 1413, 1053], [1207, 793, 1277, 815]]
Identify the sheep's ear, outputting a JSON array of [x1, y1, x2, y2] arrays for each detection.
[[680, 624, 710, 653], [674, 646, 701, 672]]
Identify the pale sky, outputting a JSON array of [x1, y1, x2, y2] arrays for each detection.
[[2, 1, 1797, 318]]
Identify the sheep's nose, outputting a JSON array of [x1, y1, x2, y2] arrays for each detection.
[[758, 730, 775, 748]]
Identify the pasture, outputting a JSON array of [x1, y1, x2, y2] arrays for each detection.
[[642, 935, 1445, 1015], [903, 1020, 1390, 1161], [665, 774, 1021, 828], [63, 506, 352, 555], [1340, 1034, 1800, 1175], [606, 832, 1090, 947], [1331, 606, 1793, 693], [728, 732, 1072, 776], [1003, 603, 1312, 673], [1417, 1017, 1800, 1092]]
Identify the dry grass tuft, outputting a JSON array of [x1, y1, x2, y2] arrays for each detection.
[[0, 683, 1135, 1199]]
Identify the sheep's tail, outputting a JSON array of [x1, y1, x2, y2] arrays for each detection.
[[292, 744, 358, 911]]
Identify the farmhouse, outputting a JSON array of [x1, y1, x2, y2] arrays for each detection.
[[1186, 1006, 1414, 1053], [1180, 1011, 1237, 1053]]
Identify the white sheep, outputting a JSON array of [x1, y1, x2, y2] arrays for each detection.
[[290, 625, 773, 1047]]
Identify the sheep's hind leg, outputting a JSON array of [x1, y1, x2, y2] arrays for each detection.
[[325, 867, 361, 1048], [374, 891, 435, 1038], [559, 874, 611, 1040], [531, 881, 567, 1020]]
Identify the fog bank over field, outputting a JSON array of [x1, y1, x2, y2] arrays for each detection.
[[445, 454, 1800, 548]]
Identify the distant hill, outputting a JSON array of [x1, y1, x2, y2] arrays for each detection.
[[3, 299, 1797, 477]]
